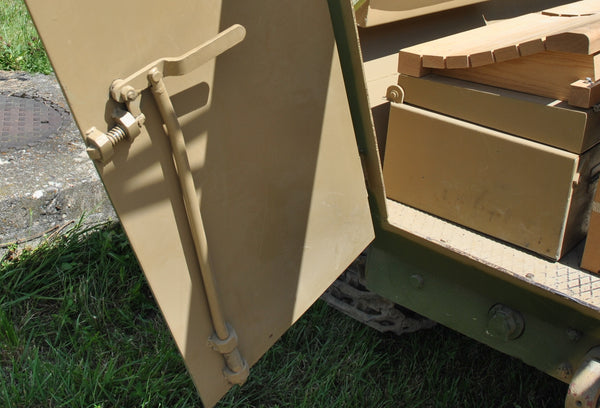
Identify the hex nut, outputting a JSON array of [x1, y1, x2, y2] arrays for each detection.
[[85, 127, 114, 163], [113, 109, 142, 140]]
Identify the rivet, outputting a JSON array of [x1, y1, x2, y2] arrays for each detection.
[[566, 328, 582, 342], [410, 274, 424, 289]]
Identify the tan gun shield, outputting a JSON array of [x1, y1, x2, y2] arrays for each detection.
[[25, 1, 373, 406]]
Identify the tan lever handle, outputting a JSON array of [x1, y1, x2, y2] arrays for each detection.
[[110, 24, 246, 103]]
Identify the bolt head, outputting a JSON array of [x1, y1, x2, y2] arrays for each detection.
[[485, 304, 524, 341], [118, 85, 137, 103], [149, 68, 162, 83]]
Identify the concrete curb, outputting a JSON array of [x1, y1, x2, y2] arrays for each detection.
[[0, 71, 115, 257]]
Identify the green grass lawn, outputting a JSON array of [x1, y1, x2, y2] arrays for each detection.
[[0, 223, 567, 407], [0, 0, 51, 73]]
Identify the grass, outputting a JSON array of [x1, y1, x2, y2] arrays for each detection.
[[0, 222, 567, 407], [0, 0, 51, 73]]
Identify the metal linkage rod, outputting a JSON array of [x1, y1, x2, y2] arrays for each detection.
[[148, 67, 248, 385]]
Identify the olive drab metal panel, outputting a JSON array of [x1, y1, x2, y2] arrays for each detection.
[[25, 1, 374, 406]]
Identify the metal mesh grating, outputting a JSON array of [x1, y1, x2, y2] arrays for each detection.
[[0, 94, 63, 151]]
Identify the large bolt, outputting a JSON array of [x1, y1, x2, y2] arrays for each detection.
[[485, 304, 525, 341], [85, 127, 114, 164]]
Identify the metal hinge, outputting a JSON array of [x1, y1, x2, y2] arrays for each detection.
[[386, 84, 405, 104], [86, 24, 249, 385]]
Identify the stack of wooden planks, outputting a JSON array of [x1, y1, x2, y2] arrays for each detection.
[[397, 0, 600, 108]]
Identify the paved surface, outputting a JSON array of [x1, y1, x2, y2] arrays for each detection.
[[0, 70, 115, 256]]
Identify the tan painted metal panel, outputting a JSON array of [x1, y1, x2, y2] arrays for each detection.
[[383, 102, 589, 259], [25, 1, 374, 406]]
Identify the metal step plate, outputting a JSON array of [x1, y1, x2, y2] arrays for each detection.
[[386, 198, 600, 313]]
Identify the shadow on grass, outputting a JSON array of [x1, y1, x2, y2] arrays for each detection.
[[0, 222, 567, 408]]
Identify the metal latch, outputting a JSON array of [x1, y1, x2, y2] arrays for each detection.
[[86, 24, 249, 385], [85, 109, 145, 163], [85, 24, 245, 164]]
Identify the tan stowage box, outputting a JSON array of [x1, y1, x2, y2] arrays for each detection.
[[396, 74, 600, 154], [383, 102, 600, 259]]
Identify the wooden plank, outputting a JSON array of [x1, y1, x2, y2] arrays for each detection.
[[494, 45, 520, 62], [570, 78, 600, 108], [519, 38, 545, 56], [470, 50, 494, 67], [446, 55, 469, 69], [546, 20, 600, 54], [433, 51, 600, 101], [397, 50, 430, 77], [397, 2, 600, 76], [422, 54, 445, 69]]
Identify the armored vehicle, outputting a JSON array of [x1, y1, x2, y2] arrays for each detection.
[[24, 0, 600, 406]]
